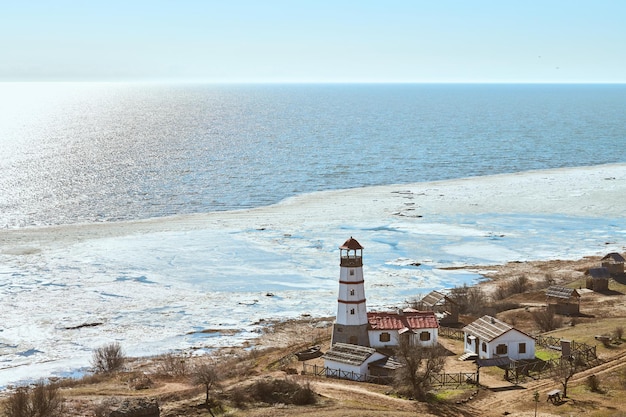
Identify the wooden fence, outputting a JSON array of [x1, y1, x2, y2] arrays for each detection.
[[535, 335, 598, 364], [506, 336, 601, 384], [439, 326, 465, 340], [302, 363, 477, 387]]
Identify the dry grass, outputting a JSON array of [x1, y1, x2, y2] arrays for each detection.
[[4, 256, 626, 417]]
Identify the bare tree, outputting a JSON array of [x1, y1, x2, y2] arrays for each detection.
[[92, 342, 126, 373], [2, 380, 64, 417], [192, 362, 221, 416], [553, 356, 577, 398], [393, 336, 445, 400]]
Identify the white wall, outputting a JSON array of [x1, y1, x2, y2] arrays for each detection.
[[324, 352, 387, 382], [464, 330, 535, 360], [368, 329, 438, 348]]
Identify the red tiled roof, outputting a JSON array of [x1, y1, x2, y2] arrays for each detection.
[[367, 310, 439, 330], [340, 237, 364, 250]]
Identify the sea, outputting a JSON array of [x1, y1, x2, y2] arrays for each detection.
[[1, 83, 625, 386], [1, 83, 625, 228]]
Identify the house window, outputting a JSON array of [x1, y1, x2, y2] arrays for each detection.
[[496, 344, 508, 355], [350, 269, 355, 276], [350, 308, 355, 315], [419, 331, 431, 341], [482, 342, 487, 352], [350, 289, 355, 296], [379, 332, 391, 342], [519, 342, 526, 354]]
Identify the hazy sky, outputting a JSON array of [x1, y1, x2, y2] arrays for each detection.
[[2, 0, 625, 83]]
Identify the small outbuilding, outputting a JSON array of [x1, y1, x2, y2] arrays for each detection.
[[367, 310, 439, 349], [545, 286, 580, 316], [463, 315, 535, 361], [601, 252, 625, 277], [585, 267, 611, 292], [322, 343, 387, 382], [415, 290, 459, 324]]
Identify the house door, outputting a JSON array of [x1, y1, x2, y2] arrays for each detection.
[[474, 338, 479, 355], [348, 336, 358, 345]]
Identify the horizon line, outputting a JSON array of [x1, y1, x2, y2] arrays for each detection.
[[1, 80, 625, 85]]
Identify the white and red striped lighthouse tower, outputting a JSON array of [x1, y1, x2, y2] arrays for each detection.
[[331, 237, 370, 346]]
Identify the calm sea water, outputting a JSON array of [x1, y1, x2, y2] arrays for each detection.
[[1, 83, 625, 228]]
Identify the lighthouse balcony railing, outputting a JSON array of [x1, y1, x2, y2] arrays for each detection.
[[340, 256, 363, 267]]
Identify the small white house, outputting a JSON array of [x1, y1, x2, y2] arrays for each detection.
[[463, 315, 535, 360], [322, 343, 387, 381], [367, 310, 439, 349]]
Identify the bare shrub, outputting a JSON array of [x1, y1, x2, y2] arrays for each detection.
[[510, 275, 530, 294], [531, 309, 563, 332], [586, 374, 602, 393], [448, 284, 490, 316], [492, 282, 514, 301], [157, 352, 190, 377], [613, 326, 624, 341], [246, 378, 316, 405], [541, 273, 555, 289], [92, 342, 125, 373], [2, 380, 65, 417]]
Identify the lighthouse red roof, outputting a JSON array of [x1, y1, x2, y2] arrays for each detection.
[[340, 237, 363, 250]]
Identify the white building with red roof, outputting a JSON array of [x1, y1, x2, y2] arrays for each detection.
[[330, 237, 440, 350], [463, 315, 535, 361], [367, 309, 439, 349]]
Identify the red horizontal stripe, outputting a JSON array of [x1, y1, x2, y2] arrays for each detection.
[[338, 299, 366, 304]]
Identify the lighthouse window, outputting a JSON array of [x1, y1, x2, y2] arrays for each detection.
[[349, 269, 355, 276], [379, 332, 391, 342], [350, 289, 355, 296], [350, 308, 355, 315]]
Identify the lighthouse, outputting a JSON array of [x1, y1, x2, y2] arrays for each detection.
[[331, 237, 370, 346]]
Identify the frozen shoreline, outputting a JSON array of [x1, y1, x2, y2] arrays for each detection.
[[1, 163, 625, 388], [2, 163, 625, 249]]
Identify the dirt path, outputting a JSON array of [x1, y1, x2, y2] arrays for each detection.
[[467, 348, 626, 416]]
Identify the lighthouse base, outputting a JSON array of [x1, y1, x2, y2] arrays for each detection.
[[331, 323, 370, 347]]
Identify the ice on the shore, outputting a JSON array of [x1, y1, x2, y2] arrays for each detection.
[[1, 164, 625, 387]]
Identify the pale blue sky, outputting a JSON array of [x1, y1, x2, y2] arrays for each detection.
[[1, 0, 625, 83]]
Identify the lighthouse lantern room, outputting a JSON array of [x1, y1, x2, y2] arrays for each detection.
[[331, 237, 370, 347]]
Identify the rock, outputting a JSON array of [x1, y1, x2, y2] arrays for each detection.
[[108, 398, 160, 417]]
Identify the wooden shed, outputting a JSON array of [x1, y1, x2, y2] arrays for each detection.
[[601, 252, 625, 277], [415, 290, 459, 325], [545, 286, 580, 315], [585, 267, 611, 292], [322, 343, 387, 382]]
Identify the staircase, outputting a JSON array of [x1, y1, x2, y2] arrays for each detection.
[[458, 352, 478, 361]]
